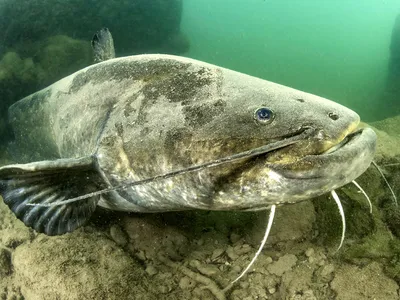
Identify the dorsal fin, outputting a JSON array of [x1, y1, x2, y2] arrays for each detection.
[[0, 157, 105, 235], [92, 28, 116, 63]]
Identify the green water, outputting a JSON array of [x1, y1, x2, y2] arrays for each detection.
[[181, 0, 400, 121]]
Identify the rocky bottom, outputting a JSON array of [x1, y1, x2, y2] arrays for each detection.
[[0, 191, 399, 300]]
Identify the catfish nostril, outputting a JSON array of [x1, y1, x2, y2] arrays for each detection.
[[328, 112, 339, 121]]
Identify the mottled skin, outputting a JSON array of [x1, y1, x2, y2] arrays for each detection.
[[8, 54, 376, 214]]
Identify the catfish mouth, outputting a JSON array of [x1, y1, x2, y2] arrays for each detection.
[[253, 126, 376, 180], [233, 126, 373, 176], [268, 128, 364, 162]]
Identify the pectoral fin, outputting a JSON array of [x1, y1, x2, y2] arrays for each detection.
[[0, 157, 104, 236]]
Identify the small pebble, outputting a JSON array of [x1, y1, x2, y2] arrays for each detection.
[[134, 250, 146, 261], [305, 248, 315, 257], [157, 285, 170, 294], [268, 287, 276, 294], [196, 239, 204, 246], [303, 289, 317, 300], [231, 265, 241, 273], [211, 248, 224, 260], [190, 260, 219, 276], [264, 256, 273, 264], [235, 244, 252, 255], [318, 259, 326, 267], [179, 276, 197, 290], [226, 246, 239, 260], [230, 232, 241, 244], [320, 264, 335, 282], [267, 254, 298, 276], [145, 265, 158, 276], [189, 259, 201, 268], [102, 244, 114, 254], [109, 225, 128, 247]]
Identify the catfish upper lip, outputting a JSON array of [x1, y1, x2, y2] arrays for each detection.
[[320, 129, 363, 155]]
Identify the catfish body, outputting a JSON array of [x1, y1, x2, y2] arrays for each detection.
[[0, 54, 376, 235]]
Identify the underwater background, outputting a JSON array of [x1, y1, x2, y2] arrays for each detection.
[[182, 0, 400, 121], [0, 0, 399, 128], [0, 1, 399, 299]]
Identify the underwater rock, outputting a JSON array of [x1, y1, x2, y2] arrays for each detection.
[[0, 286, 24, 300], [0, 201, 32, 248], [369, 117, 400, 239], [318, 264, 335, 283], [268, 201, 315, 245], [331, 262, 399, 300], [122, 214, 191, 261], [267, 254, 298, 277], [0, 0, 184, 57], [12, 233, 149, 300], [371, 114, 400, 139], [0, 247, 12, 278], [0, 175, 399, 299], [280, 264, 316, 300], [109, 224, 128, 247]]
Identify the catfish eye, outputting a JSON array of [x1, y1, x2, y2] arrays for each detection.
[[254, 107, 274, 124]]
